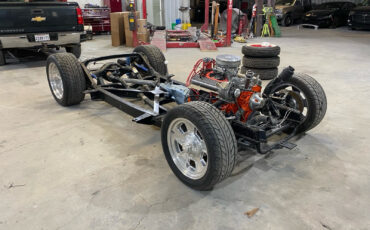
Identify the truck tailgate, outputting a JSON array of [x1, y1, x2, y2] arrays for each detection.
[[0, 2, 83, 35]]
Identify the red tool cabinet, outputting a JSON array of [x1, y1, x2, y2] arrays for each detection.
[[82, 8, 111, 33], [103, 0, 122, 13]]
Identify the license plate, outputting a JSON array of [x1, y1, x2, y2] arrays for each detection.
[[34, 34, 50, 42]]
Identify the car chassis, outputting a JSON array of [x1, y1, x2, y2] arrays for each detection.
[[81, 53, 297, 154], [46, 45, 327, 190]]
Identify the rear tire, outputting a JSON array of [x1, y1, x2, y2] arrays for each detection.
[[161, 101, 237, 190], [133, 45, 167, 75], [0, 49, 5, 66], [65, 44, 82, 58], [46, 53, 86, 106], [264, 73, 327, 133]]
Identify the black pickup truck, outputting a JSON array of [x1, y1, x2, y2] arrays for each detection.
[[348, 0, 370, 30], [0, 0, 84, 65]]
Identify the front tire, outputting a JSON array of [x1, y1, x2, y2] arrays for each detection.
[[46, 53, 86, 106], [264, 73, 327, 133], [161, 101, 237, 190]]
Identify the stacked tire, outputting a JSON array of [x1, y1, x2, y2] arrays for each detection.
[[240, 43, 281, 80]]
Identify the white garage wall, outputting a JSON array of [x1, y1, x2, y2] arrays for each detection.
[[144, 0, 166, 27], [163, 0, 182, 29]]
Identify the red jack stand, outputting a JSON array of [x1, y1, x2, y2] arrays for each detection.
[[200, 0, 233, 46], [200, 0, 209, 32], [226, 0, 233, 46]]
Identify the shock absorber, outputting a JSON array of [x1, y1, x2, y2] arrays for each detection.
[[264, 66, 295, 96]]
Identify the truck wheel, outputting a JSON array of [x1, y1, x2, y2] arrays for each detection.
[[0, 49, 5, 66], [242, 56, 280, 69], [133, 45, 167, 75], [46, 53, 86, 106], [161, 101, 237, 190], [65, 44, 81, 58], [242, 44, 281, 57], [330, 17, 339, 29], [264, 73, 327, 133], [241, 67, 278, 80], [282, 15, 292, 27]]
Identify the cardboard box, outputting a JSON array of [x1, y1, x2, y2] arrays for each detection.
[[137, 19, 147, 33], [110, 12, 125, 46], [123, 11, 140, 47], [137, 31, 150, 43]]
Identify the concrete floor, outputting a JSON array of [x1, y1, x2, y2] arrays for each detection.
[[1, 27, 370, 230]]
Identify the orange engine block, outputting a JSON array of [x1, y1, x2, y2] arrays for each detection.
[[220, 85, 262, 121]]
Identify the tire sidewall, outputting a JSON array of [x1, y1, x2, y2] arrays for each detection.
[[133, 45, 167, 75], [241, 67, 278, 80], [242, 44, 281, 58], [284, 15, 292, 26], [73, 45, 82, 58], [0, 49, 5, 66], [242, 56, 280, 69], [161, 105, 218, 189], [66, 44, 81, 58], [288, 77, 316, 132], [46, 56, 67, 106], [330, 17, 338, 29]]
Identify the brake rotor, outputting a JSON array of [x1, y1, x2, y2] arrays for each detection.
[[287, 90, 304, 113]]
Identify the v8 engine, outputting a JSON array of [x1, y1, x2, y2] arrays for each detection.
[[186, 54, 265, 122]]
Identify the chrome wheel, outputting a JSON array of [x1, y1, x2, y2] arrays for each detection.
[[48, 62, 64, 99], [167, 118, 208, 180]]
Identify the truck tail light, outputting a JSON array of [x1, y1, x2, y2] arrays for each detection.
[[76, 7, 84, 25]]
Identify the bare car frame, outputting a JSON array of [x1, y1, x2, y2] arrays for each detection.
[[46, 45, 327, 190]]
